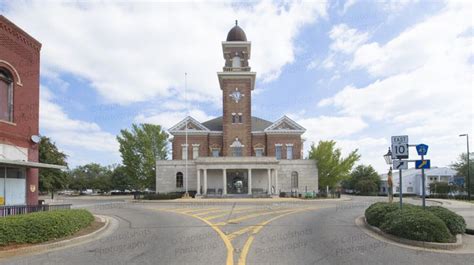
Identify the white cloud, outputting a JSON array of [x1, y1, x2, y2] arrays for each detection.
[[329, 24, 369, 54], [135, 109, 214, 130], [295, 115, 368, 140], [318, 1, 473, 170], [5, 1, 327, 105], [40, 86, 120, 165]]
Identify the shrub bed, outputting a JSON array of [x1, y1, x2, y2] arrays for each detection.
[[365, 202, 466, 243], [0, 209, 94, 246], [380, 208, 454, 243], [426, 206, 466, 235], [364, 202, 400, 227]]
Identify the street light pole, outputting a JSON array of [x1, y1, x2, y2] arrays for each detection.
[[460, 134, 470, 201]]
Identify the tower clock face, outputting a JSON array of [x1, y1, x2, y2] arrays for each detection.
[[230, 88, 244, 103]]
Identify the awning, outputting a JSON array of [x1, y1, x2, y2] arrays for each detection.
[[0, 159, 67, 170]]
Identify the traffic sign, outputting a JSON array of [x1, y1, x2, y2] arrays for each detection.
[[415, 160, 430, 169], [393, 160, 408, 170], [391, 135, 409, 159], [416, 144, 428, 156]]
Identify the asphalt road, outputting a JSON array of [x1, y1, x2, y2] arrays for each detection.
[[1, 196, 474, 265]]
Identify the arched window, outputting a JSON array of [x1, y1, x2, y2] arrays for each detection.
[[291, 171, 298, 189], [230, 138, 243, 157], [0, 69, 13, 122], [176, 172, 183, 188]]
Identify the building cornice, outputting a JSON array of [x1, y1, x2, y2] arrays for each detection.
[[0, 15, 41, 53]]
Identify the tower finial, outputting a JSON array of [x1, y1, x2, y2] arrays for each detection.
[[235, 20, 238, 26]]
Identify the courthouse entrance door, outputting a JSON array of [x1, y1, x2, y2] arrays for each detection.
[[226, 170, 248, 194]]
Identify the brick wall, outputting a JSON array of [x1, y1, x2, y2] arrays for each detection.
[[221, 79, 252, 156], [0, 15, 41, 205], [172, 134, 209, 160], [266, 134, 302, 159]]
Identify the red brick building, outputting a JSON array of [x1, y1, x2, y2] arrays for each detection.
[[157, 22, 318, 196], [0, 15, 64, 206]]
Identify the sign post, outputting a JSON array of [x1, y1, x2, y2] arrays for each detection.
[[392, 135, 409, 210], [416, 144, 430, 209]]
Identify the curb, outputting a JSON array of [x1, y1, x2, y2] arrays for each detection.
[[0, 214, 118, 259], [355, 215, 463, 250]]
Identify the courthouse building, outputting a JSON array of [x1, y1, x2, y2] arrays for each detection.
[[156, 22, 318, 197], [0, 15, 65, 206]]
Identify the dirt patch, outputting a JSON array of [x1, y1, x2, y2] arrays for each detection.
[[0, 217, 105, 251]]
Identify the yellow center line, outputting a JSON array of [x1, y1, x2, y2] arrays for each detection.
[[237, 207, 317, 265], [148, 207, 234, 265], [227, 226, 256, 241]]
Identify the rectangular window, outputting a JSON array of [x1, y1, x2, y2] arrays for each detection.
[[182, 146, 188, 160], [232, 114, 237, 123], [255, 148, 263, 157], [275, 145, 282, 160], [192, 146, 199, 159], [286, 145, 293, 160], [212, 149, 219, 157], [238, 114, 242, 123]]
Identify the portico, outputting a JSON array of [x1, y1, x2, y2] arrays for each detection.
[[195, 157, 279, 196]]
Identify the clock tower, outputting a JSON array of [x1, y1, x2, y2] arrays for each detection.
[[218, 21, 256, 157]]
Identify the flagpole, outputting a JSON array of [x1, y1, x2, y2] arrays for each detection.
[[184, 72, 189, 197]]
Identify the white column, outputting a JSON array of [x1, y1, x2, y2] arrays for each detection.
[[196, 169, 201, 195], [248, 168, 252, 195], [275, 168, 278, 194], [223, 169, 227, 195], [203, 169, 208, 195], [267, 168, 271, 194]]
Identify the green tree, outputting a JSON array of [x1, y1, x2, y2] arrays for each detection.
[[117, 123, 168, 190], [69, 163, 112, 192], [308, 140, 360, 190], [110, 165, 133, 192], [38, 137, 68, 199], [349, 165, 381, 195], [451, 153, 474, 194]]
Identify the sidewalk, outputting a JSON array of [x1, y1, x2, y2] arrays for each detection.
[[426, 198, 474, 230]]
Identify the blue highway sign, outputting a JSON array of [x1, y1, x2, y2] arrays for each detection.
[[415, 160, 430, 169], [416, 144, 429, 156]]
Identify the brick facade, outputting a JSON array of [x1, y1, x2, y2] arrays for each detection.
[[167, 23, 305, 162], [0, 15, 41, 205]]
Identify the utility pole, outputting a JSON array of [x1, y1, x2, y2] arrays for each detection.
[[184, 72, 189, 198], [460, 134, 470, 200]]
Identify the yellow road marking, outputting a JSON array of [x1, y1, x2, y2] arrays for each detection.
[[194, 206, 254, 217], [237, 207, 316, 265], [172, 207, 220, 214], [214, 208, 297, 226], [149, 207, 234, 265], [148, 205, 322, 265], [204, 207, 261, 220], [227, 226, 256, 241]]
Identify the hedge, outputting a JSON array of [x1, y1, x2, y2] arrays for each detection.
[[0, 209, 94, 246], [364, 202, 401, 227], [365, 202, 466, 243], [380, 208, 454, 243], [426, 206, 466, 235]]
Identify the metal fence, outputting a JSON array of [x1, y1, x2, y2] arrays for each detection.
[[0, 204, 72, 217]]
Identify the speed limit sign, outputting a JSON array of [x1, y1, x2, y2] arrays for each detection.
[[391, 135, 409, 159]]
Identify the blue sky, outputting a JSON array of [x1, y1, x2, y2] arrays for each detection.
[[1, 0, 472, 172]]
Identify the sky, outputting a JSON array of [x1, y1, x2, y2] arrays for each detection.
[[1, 0, 472, 173]]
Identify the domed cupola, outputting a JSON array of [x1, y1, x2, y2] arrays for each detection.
[[226, 20, 247, 42]]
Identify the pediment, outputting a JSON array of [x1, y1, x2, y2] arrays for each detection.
[[169, 116, 210, 134], [264, 116, 305, 133]]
